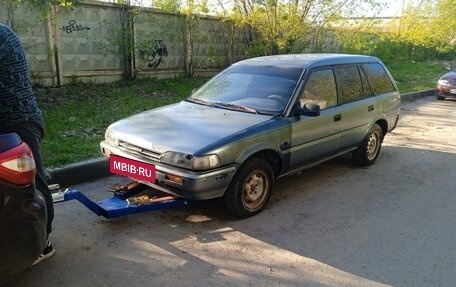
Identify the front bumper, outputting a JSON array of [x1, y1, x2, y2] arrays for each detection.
[[436, 86, 456, 98], [0, 181, 47, 285], [100, 141, 237, 200]]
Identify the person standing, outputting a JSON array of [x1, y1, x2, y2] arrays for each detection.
[[0, 23, 55, 264]]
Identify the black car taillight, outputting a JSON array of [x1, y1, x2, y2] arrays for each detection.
[[0, 142, 36, 186]]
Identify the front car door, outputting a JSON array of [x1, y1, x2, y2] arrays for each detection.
[[288, 68, 344, 171]]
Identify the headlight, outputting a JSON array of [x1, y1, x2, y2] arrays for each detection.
[[438, 79, 450, 86], [105, 129, 118, 146], [160, 152, 220, 171]]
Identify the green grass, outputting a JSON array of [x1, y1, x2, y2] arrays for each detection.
[[36, 60, 448, 168], [386, 60, 447, 93], [37, 77, 208, 167]]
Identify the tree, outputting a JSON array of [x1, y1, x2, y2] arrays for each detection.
[[152, 0, 209, 76], [391, 0, 456, 53], [215, 0, 384, 56], [1, 0, 76, 31]]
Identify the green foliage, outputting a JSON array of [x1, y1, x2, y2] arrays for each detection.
[[333, 0, 456, 63], [223, 0, 383, 56], [152, 0, 181, 13], [9, 0, 77, 7], [387, 61, 445, 93], [386, 0, 456, 54], [152, 0, 208, 14]]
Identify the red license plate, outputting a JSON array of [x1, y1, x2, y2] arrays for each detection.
[[109, 155, 156, 183]]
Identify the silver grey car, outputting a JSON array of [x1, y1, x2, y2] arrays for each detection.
[[100, 54, 400, 217]]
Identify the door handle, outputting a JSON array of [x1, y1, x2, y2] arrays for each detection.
[[368, 105, 374, 112], [333, 114, 342, 121]]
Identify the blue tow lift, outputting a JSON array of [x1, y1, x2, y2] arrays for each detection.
[[51, 182, 194, 219]]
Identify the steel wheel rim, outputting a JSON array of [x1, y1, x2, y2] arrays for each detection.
[[242, 170, 269, 210], [366, 130, 381, 161]]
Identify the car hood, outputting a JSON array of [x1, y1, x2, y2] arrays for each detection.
[[441, 71, 456, 82], [108, 101, 273, 154]]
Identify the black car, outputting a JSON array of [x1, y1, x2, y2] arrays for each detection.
[[0, 133, 47, 285]]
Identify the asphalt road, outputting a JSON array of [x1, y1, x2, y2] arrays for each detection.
[[9, 95, 456, 287]]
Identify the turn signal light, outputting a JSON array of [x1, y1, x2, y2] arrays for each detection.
[[166, 174, 183, 184]]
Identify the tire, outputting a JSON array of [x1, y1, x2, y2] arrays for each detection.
[[437, 95, 445, 100], [353, 124, 383, 166], [223, 158, 274, 218]]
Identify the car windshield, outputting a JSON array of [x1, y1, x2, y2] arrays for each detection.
[[188, 65, 303, 115]]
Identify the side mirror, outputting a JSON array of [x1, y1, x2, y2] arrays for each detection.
[[301, 103, 320, 117]]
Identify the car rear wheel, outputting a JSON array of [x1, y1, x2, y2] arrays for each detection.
[[223, 158, 274, 217], [353, 124, 383, 166]]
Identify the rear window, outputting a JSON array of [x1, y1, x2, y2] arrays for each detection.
[[362, 63, 396, 95]]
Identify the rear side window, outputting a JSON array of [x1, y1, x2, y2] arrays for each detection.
[[335, 66, 364, 104], [362, 63, 396, 95]]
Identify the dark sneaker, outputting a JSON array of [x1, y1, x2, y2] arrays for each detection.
[[31, 241, 55, 266]]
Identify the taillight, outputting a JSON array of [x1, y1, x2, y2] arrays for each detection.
[[0, 142, 36, 185]]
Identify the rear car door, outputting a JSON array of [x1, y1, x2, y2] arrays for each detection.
[[336, 65, 377, 149]]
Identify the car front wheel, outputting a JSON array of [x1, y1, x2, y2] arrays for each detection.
[[223, 158, 274, 217], [353, 124, 383, 166]]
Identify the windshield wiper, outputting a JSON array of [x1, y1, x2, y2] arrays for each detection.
[[186, 97, 213, 107], [212, 102, 257, 114]]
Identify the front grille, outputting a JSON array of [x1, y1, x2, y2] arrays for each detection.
[[118, 141, 161, 161]]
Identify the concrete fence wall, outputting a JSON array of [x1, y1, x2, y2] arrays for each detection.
[[0, 0, 248, 86]]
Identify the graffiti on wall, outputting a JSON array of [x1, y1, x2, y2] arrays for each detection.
[[60, 20, 90, 33], [138, 40, 168, 69]]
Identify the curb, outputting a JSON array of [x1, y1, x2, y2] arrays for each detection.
[[49, 89, 435, 187], [49, 157, 110, 188], [401, 89, 435, 101]]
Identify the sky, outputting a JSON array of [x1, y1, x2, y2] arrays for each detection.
[[379, 0, 407, 17]]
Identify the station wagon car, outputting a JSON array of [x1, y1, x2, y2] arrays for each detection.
[[100, 54, 400, 217]]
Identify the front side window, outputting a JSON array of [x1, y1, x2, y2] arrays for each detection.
[[300, 69, 337, 109], [362, 63, 396, 95]]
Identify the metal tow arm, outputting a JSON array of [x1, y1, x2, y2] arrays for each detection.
[[51, 183, 194, 219]]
